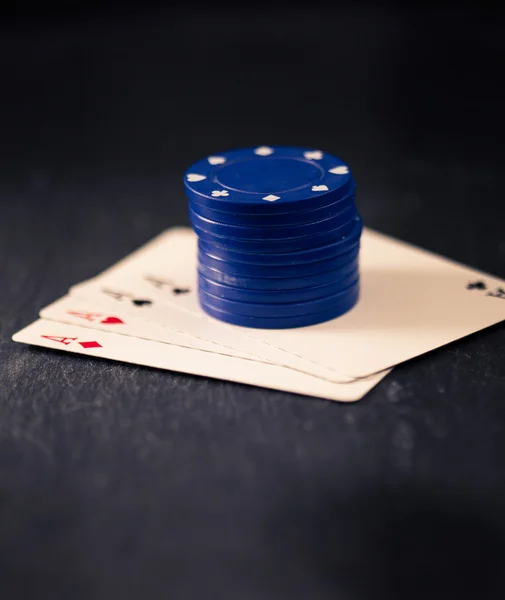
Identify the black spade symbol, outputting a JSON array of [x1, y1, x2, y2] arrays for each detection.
[[466, 281, 487, 291]]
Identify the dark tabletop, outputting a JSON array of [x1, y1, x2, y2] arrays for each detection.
[[1, 4, 505, 599]]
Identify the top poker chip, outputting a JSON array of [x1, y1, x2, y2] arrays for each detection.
[[184, 146, 354, 215]]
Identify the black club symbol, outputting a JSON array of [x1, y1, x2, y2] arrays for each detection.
[[132, 299, 152, 306]]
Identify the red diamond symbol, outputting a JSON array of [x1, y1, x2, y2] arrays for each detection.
[[79, 341, 102, 349]]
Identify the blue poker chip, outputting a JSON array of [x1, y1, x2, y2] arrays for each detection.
[[197, 218, 362, 266], [199, 279, 359, 318], [199, 283, 359, 329], [185, 146, 363, 329], [198, 257, 359, 290], [198, 269, 359, 304], [189, 203, 356, 241], [192, 215, 360, 253], [198, 243, 359, 278], [184, 146, 353, 215], [189, 185, 356, 227]]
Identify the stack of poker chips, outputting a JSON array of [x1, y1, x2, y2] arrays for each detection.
[[184, 146, 362, 329]]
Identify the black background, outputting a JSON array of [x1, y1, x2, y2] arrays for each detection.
[[1, 2, 505, 599]]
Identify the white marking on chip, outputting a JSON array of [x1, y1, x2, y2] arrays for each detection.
[[329, 166, 349, 175], [211, 190, 229, 197], [262, 194, 280, 202], [254, 146, 274, 156], [208, 156, 226, 165], [186, 173, 207, 182], [311, 185, 329, 192], [304, 150, 323, 160]]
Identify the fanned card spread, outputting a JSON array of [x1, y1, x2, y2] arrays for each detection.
[[13, 226, 505, 402]]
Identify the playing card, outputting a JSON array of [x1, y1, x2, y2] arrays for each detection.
[[12, 320, 390, 403], [71, 227, 505, 379]]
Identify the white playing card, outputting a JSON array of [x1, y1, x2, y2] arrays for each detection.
[[71, 227, 505, 379], [12, 319, 390, 403]]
